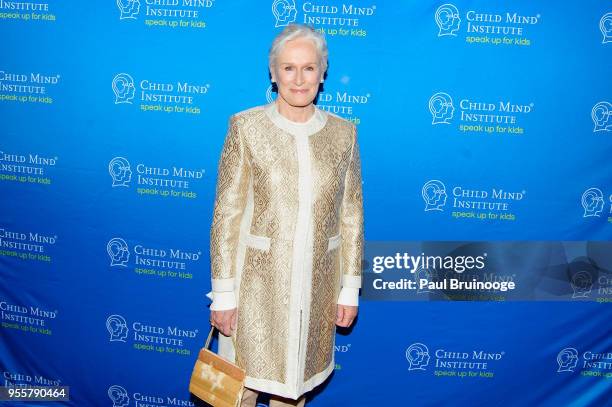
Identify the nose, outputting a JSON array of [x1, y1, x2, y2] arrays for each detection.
[[295, 70, 304, 86]]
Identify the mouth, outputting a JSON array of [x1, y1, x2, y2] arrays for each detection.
[[291, 89, 309, 94]]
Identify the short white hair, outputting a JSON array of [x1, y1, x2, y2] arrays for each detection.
[[269, 24, 328, 73]]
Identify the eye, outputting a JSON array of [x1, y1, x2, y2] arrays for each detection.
[[305, 66, 315, 71], [284, 66, 293, 71]]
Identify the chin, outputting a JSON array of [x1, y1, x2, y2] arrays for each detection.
[[288, 96, 316, 107], [290, 101, 314, 108]]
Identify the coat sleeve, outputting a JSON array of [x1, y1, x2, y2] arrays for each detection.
[[207, 116, 251, 311], [337, 124, 364, 306]]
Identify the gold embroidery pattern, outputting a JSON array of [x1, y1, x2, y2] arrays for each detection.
[[304, 117, 357, 380], [238, 241, 292, 382], [340, 125, 364, 278], [210, 116, 251, 280], [234, 110, 298, 383]]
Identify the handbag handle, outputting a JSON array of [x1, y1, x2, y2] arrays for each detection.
[[205, 326, 240, 366], [205, 326, 215, 349]]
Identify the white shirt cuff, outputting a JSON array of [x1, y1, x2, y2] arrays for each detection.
[[337, 287, 359, 306], [342, 274, 362, 289], [209, 291, 237, 311], [211, 277, 234, 292]]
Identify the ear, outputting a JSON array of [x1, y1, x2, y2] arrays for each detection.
[[269, 65, 276, 83]]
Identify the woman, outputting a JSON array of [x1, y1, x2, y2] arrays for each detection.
[[207, 24, 363, 407]]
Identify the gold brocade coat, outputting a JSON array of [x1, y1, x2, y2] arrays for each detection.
[[209, 103, 363, 399]]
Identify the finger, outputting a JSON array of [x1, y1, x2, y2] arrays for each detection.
[[336, 305, 344, 324], [220, 320, 230, 336], [347, 310, 357, 327], [343, 308, 356, 327], [341, 311, 350, 327], [216, 317, 227, 336]]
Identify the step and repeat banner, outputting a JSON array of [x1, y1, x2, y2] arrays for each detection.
[[1, 1, 611, 406]]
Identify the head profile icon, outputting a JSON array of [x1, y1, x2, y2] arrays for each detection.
[[272, 0, 297, 27], [570, 271, 593, 298], [581, 187, 605, 217], [106, 314, 129, 342], [405, 343, 430, 371], [600, 13, 612, 44], [435, 4, 461, 37], [107, 238, 130, 267], [112, 73, 136, 104], [109, 157, 133, 187], [117, 0, 140, 20], [429, 92, 455, 124], [108, 384, 130, 407], [556, 347, 579, 372], [591, 101, 612, 132], [422, 180, 448, 211]]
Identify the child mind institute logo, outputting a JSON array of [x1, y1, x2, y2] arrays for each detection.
[[429, 93, 455, 125], [600, 12, 612, 44], [111, 72, 209, 115], [112, 74, 136, 104], [405, 342, 505, 378], [557, 347, 579, 372], [106, 314, 129, 342], [435, 4, 461, 37], [272, 0, 297, 27], [556, 346, 612, 377], [434, 3, 540, 47], [116, 0, 213, 29], [105, 235, 201, 280], [428, 91, 533, 135], [422, 180, 448, 211], [570, 271, 593, 299], [109, 157, 132, 187], [117, 0, 140, 20], [108, 384, 195, 407], [271, 0, 376, 38], [108, 384, 130, 407], [105, 313, 199, 356], [581, 187, 608, 218], [421, 179, 526, 221], [406, 343, 431, 371], [592, 101, 611, 132], [107, 238, 130, 267], [108, 156, 204, 199]]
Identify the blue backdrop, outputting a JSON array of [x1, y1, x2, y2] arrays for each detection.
[[1, 1, 611, 406]]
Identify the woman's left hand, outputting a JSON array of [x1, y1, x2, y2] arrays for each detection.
[[336, 305, 358, 328]]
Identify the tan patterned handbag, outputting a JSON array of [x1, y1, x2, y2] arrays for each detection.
[[189, 326, 245, 407]]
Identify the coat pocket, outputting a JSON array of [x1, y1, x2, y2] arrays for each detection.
[[326, 233, 342, 252], [240, 232, 271, 251]]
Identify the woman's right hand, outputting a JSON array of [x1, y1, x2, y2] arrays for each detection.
[[210, 308, 237, 337]]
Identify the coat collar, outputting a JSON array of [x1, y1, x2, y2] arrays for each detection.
[[264, 102, 328, 137]]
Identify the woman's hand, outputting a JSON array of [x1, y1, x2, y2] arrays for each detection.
[[210, 308, 237, 337], [336, 304, 357, 328]]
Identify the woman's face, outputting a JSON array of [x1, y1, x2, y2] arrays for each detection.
[[272, 37, 322, 110]]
